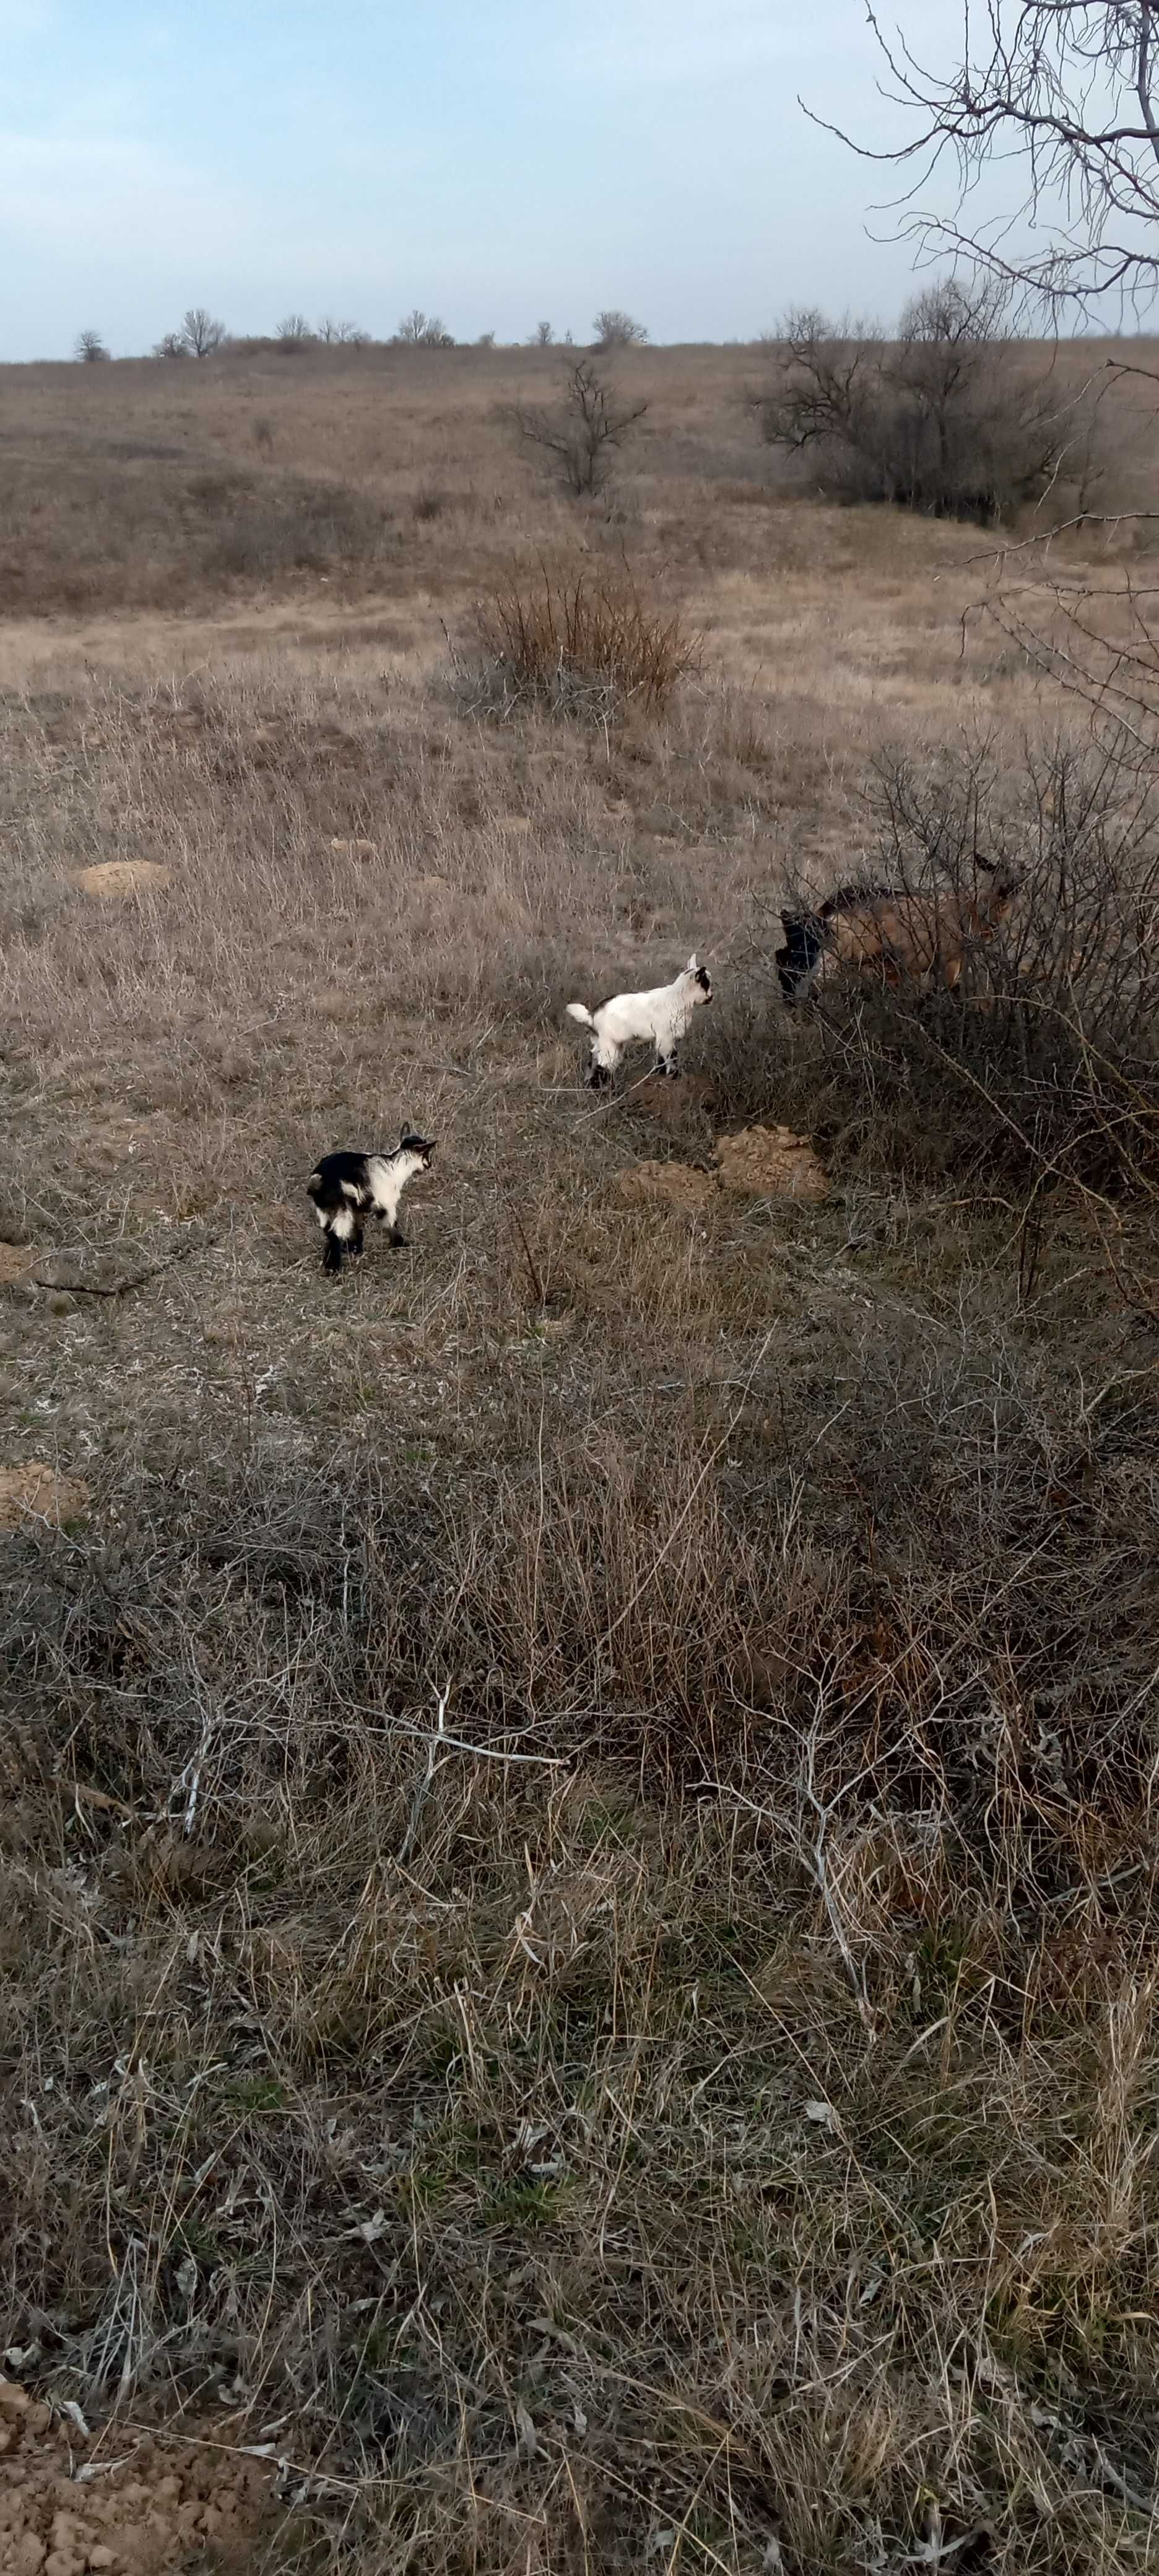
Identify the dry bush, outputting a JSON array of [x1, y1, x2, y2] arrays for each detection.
[[514, 357, 648, 496], [750, 738, 1159, 1198], [453, 560, 700, 723], [760, 282, 1100, 523]]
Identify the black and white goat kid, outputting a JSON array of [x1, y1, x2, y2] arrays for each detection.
[[566, 954, 713, 1087], [306, 1131, 436, 1275]]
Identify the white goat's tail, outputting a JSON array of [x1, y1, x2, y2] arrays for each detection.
[[565, 1002, 594, 1029]]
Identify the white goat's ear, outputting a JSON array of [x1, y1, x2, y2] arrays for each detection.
[[685, 952, 698, 972]]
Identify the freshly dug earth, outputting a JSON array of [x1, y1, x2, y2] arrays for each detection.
[[714, 1122, 829, 1199], [0, 2379, 280, 2575], [0, 1464, 90, 1531], [615, 1125, 828, 1214]]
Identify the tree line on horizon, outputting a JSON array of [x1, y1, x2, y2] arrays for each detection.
[[71, 308, 652, 363]]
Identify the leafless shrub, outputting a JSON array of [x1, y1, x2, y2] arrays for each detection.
[[450, 559, 699, 723], [593, 307, 649, 349], [514, 357, 648, 497], [276, 313, 315, 350], [529, 320, 555, 346], [152, 332, 188, 362], [757, 738, 1159, 1194], [316, 316, 365, 345], [760, 280, 1098, 523], [74, 330, 109, 363]]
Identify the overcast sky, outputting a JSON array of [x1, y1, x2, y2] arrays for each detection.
[[2, 0, 1005, 359]]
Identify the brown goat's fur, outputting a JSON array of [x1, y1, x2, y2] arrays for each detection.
[[781, 861, 1023, 1003]]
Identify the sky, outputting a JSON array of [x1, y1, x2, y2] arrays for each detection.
[[1, 0, 1006, 359]]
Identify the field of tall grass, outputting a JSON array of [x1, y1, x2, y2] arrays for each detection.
[[1, 341, 1158, 2575]]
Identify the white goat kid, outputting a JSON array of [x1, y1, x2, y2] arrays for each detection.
[[566, 954, 713, 1088]]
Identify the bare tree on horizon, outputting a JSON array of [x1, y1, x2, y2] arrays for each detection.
[[181, 307, 227, 358], [593, 309, 648, 349]]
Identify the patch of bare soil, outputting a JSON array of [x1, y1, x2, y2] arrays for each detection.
[[616, 1125, 828, 1214], [615, 1160, 718, 1214], [72, 862, 172, 899], [0, 2378, 279, 2575], [714, 1123, 828, 1199], [0, 1464, 90, 1531], [0, 1245, 35, 1286], [328, 835, 375, 857]]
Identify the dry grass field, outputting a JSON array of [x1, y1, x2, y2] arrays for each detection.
[[2, 341, 1159, 2575]]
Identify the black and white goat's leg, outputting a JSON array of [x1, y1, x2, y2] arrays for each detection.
[[321, 1204, 357, 1275], [654, 1045, 681, 1079], [586, 1038, 618, 1092]]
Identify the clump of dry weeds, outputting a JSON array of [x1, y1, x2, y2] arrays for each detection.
[[452, 560, 701, 723]]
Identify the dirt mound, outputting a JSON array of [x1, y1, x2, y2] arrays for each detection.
[[615, 1126, 828, 1216], [72, 862, 172, 899], [0, 1245, 35, 1286], [0, 1464, 91, 1531], [0, 2377, 279, 2574], [616, 1160, 717, 1214], [328, 835, 376, 857], [714, 1124, 828, 1200]]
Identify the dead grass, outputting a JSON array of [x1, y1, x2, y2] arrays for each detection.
[[0, 346, 1157, 2576], [455, 560, 700, 723]]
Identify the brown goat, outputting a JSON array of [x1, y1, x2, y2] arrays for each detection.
[[778, 858, 1023, 1004]]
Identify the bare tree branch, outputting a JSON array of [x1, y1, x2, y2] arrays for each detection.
[[804, 4, 1159, 318]]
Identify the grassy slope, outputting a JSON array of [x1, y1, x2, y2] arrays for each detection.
[[1, 347, 1157, 2575]]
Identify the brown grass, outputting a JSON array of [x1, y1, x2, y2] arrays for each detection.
[[1, 342, 1158, 2575], [459, 560, 700, 721]]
